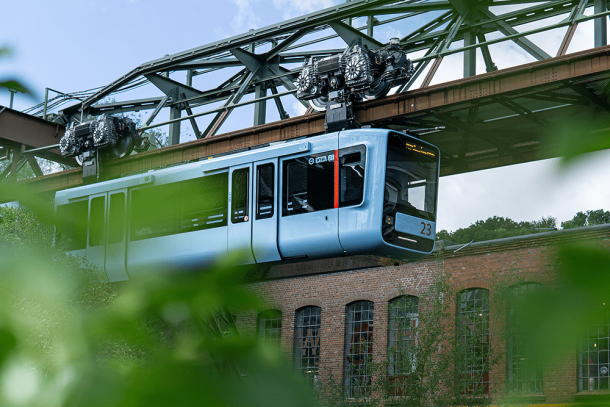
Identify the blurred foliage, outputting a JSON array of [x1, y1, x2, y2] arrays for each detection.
[[562, 209, 610, 229], [0, 46, 35, 98], [437, 215, 556, 244], [0, 200, 317, 407]]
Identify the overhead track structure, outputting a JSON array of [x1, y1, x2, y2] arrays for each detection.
[[8, 0, 610, 197], [53, 0, 610, 138], [17, 45, 610, 199]]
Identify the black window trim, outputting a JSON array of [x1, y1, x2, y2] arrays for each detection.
[[339, 144, 367, 208], [255, 162, 275, 220], [128, 172, 230, 242]]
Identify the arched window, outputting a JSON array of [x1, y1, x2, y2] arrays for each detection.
[[389, 296, 419, 375], [258, 309, 282, 348], [507, 283, 543, 393], [294, 306, 321, 383], [388, 296, 418, 396], [579, 307, 610, 391], [457, 288, 490, 394], [345, 301, 374, 398]]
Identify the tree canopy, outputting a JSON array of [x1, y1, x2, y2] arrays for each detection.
[[439, 209, 610, 245], [437, 215, 557, 245], [561, 209, 610, 229]]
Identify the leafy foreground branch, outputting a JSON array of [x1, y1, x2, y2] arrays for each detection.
[[0, 206, 317, 407]]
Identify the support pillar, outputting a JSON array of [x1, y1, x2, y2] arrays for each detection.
[[367, 16, 374, 37], [464, 30, 477, 78], [8, 145, 24, 183], [595, 0, 608, 47], [168, 106, 181, 145], [253, 83, 267, 126]]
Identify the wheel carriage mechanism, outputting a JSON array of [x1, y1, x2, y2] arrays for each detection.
[[295, 38, 414, 133], [59, 115, 149, 184], [59, 39, 412, 183]]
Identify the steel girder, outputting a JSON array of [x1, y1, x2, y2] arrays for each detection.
[[54, 0, 610, 143]]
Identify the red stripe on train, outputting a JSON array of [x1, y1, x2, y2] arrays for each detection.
[[334, 149, 339, 208]]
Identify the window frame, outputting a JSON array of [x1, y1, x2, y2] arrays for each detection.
[[579, 308, 610, 391], [345, 300, 375, 399], [339, 145, 366, 208], [282, 151, 336, 217], [456, 288, 490, 395], [294, 306, 322, 384], [257, 309, 282, 348], [129, 173, 229, 242], [256, 163, 275, 220], [507, 283, 544, 394], [388, 295, 419, 377]]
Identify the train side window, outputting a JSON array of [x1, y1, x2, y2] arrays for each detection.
[[181, 173, 228, 232], [130, 183, 179, 241], [130, 173, 229, 241], [339, 146, 366, 207], [282, 152, 334, 216], [57, 201, 88, 251], [108, 193, 125, 244], [231, 168, 249, 223], [89, 196, 105, 247], [256, 164, 274, 220]]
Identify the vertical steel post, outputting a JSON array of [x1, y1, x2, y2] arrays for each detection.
[[253, 84, 267, 126], [168, 106, 181, 145], [9, 90, 15, 109], [595, 0, 608, 47], [367, 16, 374, 37], [346, 0, 353, 26], [186, 70, 193, 87], [463, 30, 477, 78], [42, 88, 49, 120]]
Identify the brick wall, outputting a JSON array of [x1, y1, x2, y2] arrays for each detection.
[[241, 225, 610, 404]]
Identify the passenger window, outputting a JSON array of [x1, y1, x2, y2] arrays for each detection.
[[282, 152, 335, 216], [89, 196, 105, 247], [57, 200, 88, 251], [256, 164, 274, 220], [231, 168, 250, 223], [130, 183, 179, 241], [181, 174, 228, 232], [108, 193, 125, 244], [130, 173, 229, 241], [340, 146, 366, 207]]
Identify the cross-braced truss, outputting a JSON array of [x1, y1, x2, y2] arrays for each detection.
[[49, 0, 610, 143]]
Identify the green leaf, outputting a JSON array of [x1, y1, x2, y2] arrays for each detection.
[[0, 327, 17, 367]]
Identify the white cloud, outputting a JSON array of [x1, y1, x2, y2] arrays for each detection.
[[272, 0, 336, 20], [436, 150, 610, 232], [231, 0, 263, 33], [291, 100, 307, 116]]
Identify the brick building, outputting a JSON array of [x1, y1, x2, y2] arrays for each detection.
[[240, 224, 610, 405]]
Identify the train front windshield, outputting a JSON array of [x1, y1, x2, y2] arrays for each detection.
[[383, 132, 439, 251]]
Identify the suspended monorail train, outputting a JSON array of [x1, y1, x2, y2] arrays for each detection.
[[55, 129, 440, 282]]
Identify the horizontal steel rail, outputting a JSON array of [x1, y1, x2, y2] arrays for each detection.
[[17, 45, 610, 198]]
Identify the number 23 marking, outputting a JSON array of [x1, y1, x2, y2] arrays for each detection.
[[420, 222, 432, 236]]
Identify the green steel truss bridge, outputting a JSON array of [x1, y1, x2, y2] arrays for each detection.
[[3, 0, 610, 197]]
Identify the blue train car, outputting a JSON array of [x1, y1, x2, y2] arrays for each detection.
[[55, 129, 440, 282]]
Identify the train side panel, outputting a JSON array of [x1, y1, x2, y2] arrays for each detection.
[[277, 133, 344, 259], [337, 129, 388, 255]]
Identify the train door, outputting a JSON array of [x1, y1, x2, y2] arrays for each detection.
[[105, 189, 129, 282], [278, 138, 345, 259], [86, 193, 106, 271], [227, 163, 255, 264], [252, 159, 281, 263]]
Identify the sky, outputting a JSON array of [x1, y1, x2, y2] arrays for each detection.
[[1, 0, 609, 232]]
